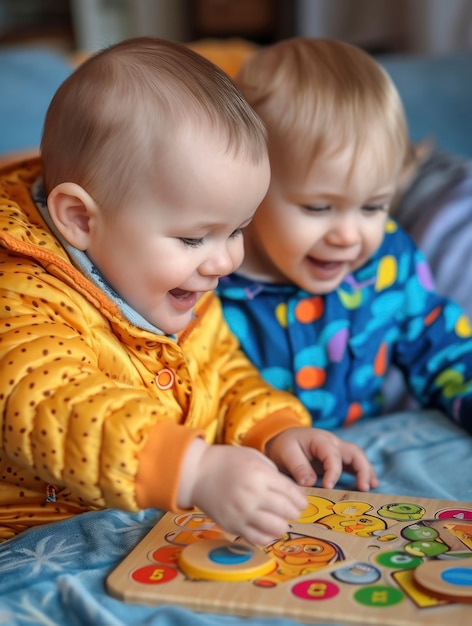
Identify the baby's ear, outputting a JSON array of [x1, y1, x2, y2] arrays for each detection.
[[47, 182, 98, 250]]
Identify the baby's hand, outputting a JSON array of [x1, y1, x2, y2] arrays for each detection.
[[265, 427, 378, 493], [179, 440, 307, 546]]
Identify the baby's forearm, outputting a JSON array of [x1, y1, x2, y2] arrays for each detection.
[[176, 437, 208, 509]]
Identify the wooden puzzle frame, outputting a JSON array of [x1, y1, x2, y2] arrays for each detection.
[[107, 487, 472, 624]]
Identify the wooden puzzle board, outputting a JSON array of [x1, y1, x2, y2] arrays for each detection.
[[107, 487, 472, 625]]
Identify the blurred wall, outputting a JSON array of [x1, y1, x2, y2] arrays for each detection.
[[70, 0, 187, 51], [297, 0, 472, 54], [57, 0, 472, 55]]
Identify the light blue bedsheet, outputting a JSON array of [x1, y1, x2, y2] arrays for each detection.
[[0, 409, 470, 626]]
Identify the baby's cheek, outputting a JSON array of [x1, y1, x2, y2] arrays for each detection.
[[233, 238, 246, 270]]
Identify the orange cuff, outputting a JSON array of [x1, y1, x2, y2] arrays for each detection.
[[135, 420, 204, 512], [242, 409, 307, 452]]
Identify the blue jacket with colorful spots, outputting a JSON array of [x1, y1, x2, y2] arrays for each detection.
[[217, 220, 472, 433]]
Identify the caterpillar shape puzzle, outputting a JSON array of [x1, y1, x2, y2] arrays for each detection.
[[107, 487, 472, 624]]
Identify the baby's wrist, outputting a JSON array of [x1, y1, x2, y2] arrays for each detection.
[[177, 437, 208, 509]]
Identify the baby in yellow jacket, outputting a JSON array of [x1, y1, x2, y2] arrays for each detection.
[[0, 37, 376, 544]]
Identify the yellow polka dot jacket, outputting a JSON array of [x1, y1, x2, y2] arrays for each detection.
[[0, 158, 310, 541]]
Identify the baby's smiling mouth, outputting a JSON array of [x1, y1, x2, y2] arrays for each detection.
[[169, 288, 193, 299], [306, 256, 348, 280], [168, 288, 198, 312], [308, 257, 344, 270], [311, 259, 343, 269]]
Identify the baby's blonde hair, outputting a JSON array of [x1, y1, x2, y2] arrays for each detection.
[[41, 37, 267, 211], [235, 38, 410, 183]]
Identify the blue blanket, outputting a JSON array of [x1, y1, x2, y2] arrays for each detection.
[[1, 409, 470, 626]]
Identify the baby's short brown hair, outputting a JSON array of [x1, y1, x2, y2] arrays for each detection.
[[235, 38, 410, 185], [41, 37, 267, 211]]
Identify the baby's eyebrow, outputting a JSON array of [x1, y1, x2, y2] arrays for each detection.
[[369, 186, 396, 200]]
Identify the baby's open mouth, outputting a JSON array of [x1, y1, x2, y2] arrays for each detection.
[[169, 288, 192, 299], [308, 258, 344, 270], [306, 257, 347, 280], [168, 288, 198, 312]]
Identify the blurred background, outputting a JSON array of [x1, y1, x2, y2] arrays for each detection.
[[0, 0, 471, 56], [0, 0, 471, 159]]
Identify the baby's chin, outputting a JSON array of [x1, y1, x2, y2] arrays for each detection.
[[158, 313, 195, 336], [139, 307, 195, 337], [295, 273, 346, 296]]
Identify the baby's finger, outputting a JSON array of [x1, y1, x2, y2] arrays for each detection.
[[319, 451, 344, 489], [342, 444, 378, 491], [352, 456, 378, 492], [286, 460, 318, 488], [241, 513, 292, 547], [259, 476, 306, 518], [271, 439, 318, 487]]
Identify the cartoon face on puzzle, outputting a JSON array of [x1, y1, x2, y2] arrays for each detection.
[[378, 502, 426, 521], [254, 532, 344, 587]]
